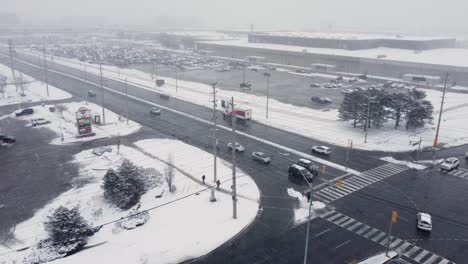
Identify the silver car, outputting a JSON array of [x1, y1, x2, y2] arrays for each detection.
[[252, 152, 271, 164]]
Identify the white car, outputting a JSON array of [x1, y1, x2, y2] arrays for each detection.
[[440, 157, 460, 171], [311, 146, 331, 155], [31, 118, 50, 126], [227, 142, 245, 153], [150, 107, 161, 115], [417, 212, 432, 231], [252, 152, 271, 164]]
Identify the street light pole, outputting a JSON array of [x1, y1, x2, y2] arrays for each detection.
[[211, 82, 218, 202], [99, 64, 106, 124], [231, 96, 237, 219], [125, 78, 129, 125], [303, 177, 313, 264], [175, 67, 178, 93], [264, 72, 271, 119], [43, 47, 49, 97]]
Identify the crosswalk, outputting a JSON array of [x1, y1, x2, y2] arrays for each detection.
[[447, 168, 468, 180], [315, 163, 408, 203], [321, 211, 455, 264]]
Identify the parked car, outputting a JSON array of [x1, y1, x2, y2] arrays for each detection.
[[311, 97, 332, 104], [288, 164, 313, 182], [31, 118, 50, 126], [297, 159, 319, 175], [311, 146, 331, 155], [417, 212, 432, 231], [15, 108, 34, 117], [149, 107, 161, 115], [336, 76, 343, 81], [0, 134, 16, 144], [240, 82, 252, 89], [88, 90, 96, 97], [341, 88, 355, 94], [440, 157, 460, 171], [310, 83, 321, 88], [227, 142, 245, 153], [348, 77, 359, 83], [252, 152, 271, 164]]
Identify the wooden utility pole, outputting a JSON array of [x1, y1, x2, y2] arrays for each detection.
[[100, 64, 106, 124], [432, 73, 449, 164], [43, 47, 49, 97]]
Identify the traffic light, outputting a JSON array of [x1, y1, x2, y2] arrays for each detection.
[[392, 210, 398, 223], [322, 165, 326, 175], [337, 179, 343, 188]]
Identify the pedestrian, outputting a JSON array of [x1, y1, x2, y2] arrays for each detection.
[[305, 191, 311, 202], [216, 179, 221, 189], [202, 174, 206, 184]]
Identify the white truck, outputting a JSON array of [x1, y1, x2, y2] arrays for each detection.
[[221, 100, 252, 120]]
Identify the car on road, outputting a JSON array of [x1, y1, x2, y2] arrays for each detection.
[[465, 151, 468, 161], [348, 77, 359, 83], [0, 134, 16, 144], [240, 82, 252, 89], [297, 159, 319, 175], [311, 146, 331, 155], [440, 157, 460, 171], [227, 142, 245, 153], [310, 83, 321, 88], [417, 212, 432, 231], [288, 164, 313, 182], [252, 152, 271, 164], [311, 97, 332, 104], [341, 88, 355, 94], [31, 118, 51, 126], [88, 90, 96, 97], [149, 107, 161, 115], [15, 108, 34, 117]]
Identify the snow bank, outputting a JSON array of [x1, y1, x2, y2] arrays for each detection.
[[0, 63, 71, 106], [13, 101, 141, 145], [287, 188, 326, 224], [0, 139, 260, 264], [380, 157, 427, 170], [357, 251, 398, 264], [18, 50, 468, 152]]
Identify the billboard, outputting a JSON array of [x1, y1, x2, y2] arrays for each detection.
[[76, 107, 93, 135]]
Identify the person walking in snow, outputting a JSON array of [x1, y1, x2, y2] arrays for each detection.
[[202, 174, 206, 184], [216, 179, 221, 189]]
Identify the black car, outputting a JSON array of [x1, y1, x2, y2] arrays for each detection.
[[0, 134, 16, 144], [288, 164, 313, 183], [15, 108, 34, 116], [240, 82, 252, 88]]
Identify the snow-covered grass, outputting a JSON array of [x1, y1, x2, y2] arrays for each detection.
[[0, 139, 260, 264], [12, 101, 141, 145], [0, 63, 71, 107], [18, 50, 468, 152], [380, 157, 427, 170], [287, 188, 326, 224]]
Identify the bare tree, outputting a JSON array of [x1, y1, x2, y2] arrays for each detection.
[[164, 154, 175, 192], [17, 73, 28, 96]]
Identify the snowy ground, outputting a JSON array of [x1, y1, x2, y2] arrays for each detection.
[[0, 139, 260, 264], [10, 101, 141, 145], [287, 188, 327, 224], [380, 157, 427, 170], [0, 63, 71, 107], [18, 49, 468, 152], [357, 251, 398, 264]]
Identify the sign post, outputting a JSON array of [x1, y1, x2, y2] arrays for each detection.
[[75, 107, 94, 137]]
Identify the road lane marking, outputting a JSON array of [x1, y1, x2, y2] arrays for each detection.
[[334, 240, 351, 250], [314, 228, 331, 237]]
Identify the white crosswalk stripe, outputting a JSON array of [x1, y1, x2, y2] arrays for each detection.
[[315, 163, 408, 203], [448, 168, 468, 180], [321, 211, 455, 264]]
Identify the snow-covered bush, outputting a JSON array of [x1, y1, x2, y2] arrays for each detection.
[[137, 167, 163, 191], [120, 204, 150, 230], [43, 206, 95, 256], [101, 159, 146, 210]]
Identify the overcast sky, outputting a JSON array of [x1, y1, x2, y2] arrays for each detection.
[[3, 0, 468, 35]]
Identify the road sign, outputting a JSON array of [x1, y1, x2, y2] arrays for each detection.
[[337, 178, 343, 188], [433, 139, 438, 147], [392, 210, 398, 223]]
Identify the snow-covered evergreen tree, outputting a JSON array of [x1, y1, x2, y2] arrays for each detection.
[[102, 160, 146, 209], [43, 206, 94, 255]]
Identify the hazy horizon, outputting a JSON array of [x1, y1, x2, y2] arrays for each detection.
[[2, 0, 468, 36]]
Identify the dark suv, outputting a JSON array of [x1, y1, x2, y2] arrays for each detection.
[[288, 164, 313, 183], [15, 108, 34, 116], [297, 159, 319, 176], [0, 134, 16, 144]]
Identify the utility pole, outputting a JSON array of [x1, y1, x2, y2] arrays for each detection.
[[43, 47, 49, 97], [230, 96, 237, 219], [386, 210, 398, 256], [264, 72, 271, 119], [100, 64, 106, 124], [8, 39, 18, 92], [303, 176, 313, 264], [152, 61, 155, 80], [345, 139, 352, 169], [432, 73, 449, 165], [175, 67, 178, 93], [211, 82, 218, 202], [416, 138, 422, 161], [364, 94, 375, 143], [125, 78, 129, 125]]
